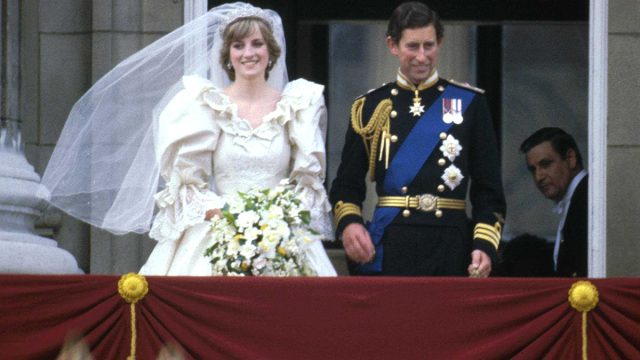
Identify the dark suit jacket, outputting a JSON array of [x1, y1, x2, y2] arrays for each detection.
[[556, 175, 588, 277]]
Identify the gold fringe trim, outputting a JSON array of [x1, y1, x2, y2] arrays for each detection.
[[568, 280, 599, 360], [118, 273, 149, 360], [351, 97, 392, 180], [333, 201, 362, 225]]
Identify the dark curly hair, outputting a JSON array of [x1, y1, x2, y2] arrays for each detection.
[[386, 2, 444, 44]]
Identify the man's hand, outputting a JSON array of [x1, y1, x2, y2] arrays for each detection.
[[341, 223, 376, 264], [468, 250, 492, 278]]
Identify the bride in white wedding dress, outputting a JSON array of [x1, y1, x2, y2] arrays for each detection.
[[40, 3, 336, 276], [141, 6, 336, 276]]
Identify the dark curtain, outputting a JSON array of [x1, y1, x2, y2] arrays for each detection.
[[1, 275, 639, 359]]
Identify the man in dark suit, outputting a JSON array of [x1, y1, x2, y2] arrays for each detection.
[[330, 2, 506, 277], [520, 127, 588, 277]]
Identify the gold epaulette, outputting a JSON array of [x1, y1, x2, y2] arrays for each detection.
[[350, 97, 392, 180], [447, 79, 485, 94], [473, 221, 502, 250], [333, 201, 362, 226]]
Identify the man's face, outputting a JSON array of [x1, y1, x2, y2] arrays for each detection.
[[525, 141, 577, 202], [387, 25, 441, 85]]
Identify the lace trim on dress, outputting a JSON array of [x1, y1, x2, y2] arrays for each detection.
[[149, 168, 225, 244], [294, 178, 334, 241], [155, 76, 333, 241]]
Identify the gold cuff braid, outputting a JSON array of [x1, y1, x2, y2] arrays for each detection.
[[473, 222, 502, 250], [333, 201, 362, 225], [351, 97, 392, 180]]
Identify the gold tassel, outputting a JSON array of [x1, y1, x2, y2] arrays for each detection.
[[568, 280, 599, 360], [118, 273, 149, 360], [351, 98, 392, 180]]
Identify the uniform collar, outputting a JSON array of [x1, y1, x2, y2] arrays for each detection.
[[396, 69, 439, 91]]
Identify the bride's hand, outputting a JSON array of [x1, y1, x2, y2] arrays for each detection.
[[205, 208, 222, 220]]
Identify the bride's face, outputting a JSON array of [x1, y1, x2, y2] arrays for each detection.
[[229, 25, 270, 81]]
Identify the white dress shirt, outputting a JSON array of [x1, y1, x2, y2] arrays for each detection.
[[552, 169, 588, 270]]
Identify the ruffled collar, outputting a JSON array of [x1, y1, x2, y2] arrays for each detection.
[[181, 76, 314, 146]]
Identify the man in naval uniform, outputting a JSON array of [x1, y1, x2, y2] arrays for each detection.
[[329, 2, 506, 276]]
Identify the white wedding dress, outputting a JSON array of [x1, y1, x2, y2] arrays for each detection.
[[139, 76, 337, 276]]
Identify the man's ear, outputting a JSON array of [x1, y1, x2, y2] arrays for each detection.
[[386, 36, 399, 56], [566, 148, 578, 170]]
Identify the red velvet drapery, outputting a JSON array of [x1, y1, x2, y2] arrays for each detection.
[[1, 275, 639, 359]]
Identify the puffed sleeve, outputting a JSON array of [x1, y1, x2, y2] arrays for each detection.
[[284, 79, 334, 241], [149, 76, 226, 244]]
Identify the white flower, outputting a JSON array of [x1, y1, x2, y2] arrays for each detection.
[[227, 237, 240, 256], [273, 220, 291, 239], [227, 197, 245, 214], [204, 182, 317, 276], [252, 255, 268, 270], [236, 210, 259, 229], [239, 242, 257, 259], [289, 207, 300, 219], [263, 227, 283, 243], [243, 227, 260, 241], [257, 240, 277, 259], [267, 205, 284, 221]]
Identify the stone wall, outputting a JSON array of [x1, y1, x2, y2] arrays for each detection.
[[607, 0, 640, 276], [20, 0, 183, 274]]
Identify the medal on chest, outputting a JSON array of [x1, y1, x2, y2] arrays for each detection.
[[409, 90, 425, 117], [442, 98, 464, 124]]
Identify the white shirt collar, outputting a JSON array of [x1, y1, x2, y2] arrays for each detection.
[[552, 169, 587, 214]]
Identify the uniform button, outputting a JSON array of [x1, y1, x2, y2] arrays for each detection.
[[435, 210, 443, 218], [390, 110, 397, 118], [437, 85, 445, 92], [391, 88, 399, 96], [390, 135, 398, 143], [437, 184, 445, 192], [402, 209, 411, 217], [401, 186, 408, 194], [438, 158, 446, 166], [439, 132, 447, 140]]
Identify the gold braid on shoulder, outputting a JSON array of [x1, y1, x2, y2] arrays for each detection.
[[350, 97, 392, 180]]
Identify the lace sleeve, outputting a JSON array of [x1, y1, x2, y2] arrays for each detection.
[[285, 79, 334, 241], [149, 85, 225, 244]]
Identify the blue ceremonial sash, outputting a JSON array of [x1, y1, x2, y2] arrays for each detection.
[[357, 84, 476, 274]]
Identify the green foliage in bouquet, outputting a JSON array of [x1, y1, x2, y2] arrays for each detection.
[[204, 180, 318, 276]]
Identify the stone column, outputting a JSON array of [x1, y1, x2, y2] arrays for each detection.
[[88, 0, 183, 274], [0, 0, 80, 274]]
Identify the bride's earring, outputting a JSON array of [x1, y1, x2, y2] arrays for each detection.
[[268, 60, 273, 68], [226, 62, 232, 70]]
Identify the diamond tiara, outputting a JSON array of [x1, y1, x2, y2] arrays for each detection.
[[218, 4, 274, 36]]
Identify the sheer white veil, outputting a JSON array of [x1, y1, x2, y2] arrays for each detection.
[[39, 2, 288, 235]]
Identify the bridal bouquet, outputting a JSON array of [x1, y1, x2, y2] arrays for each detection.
[[204, 179, 318, 276]]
